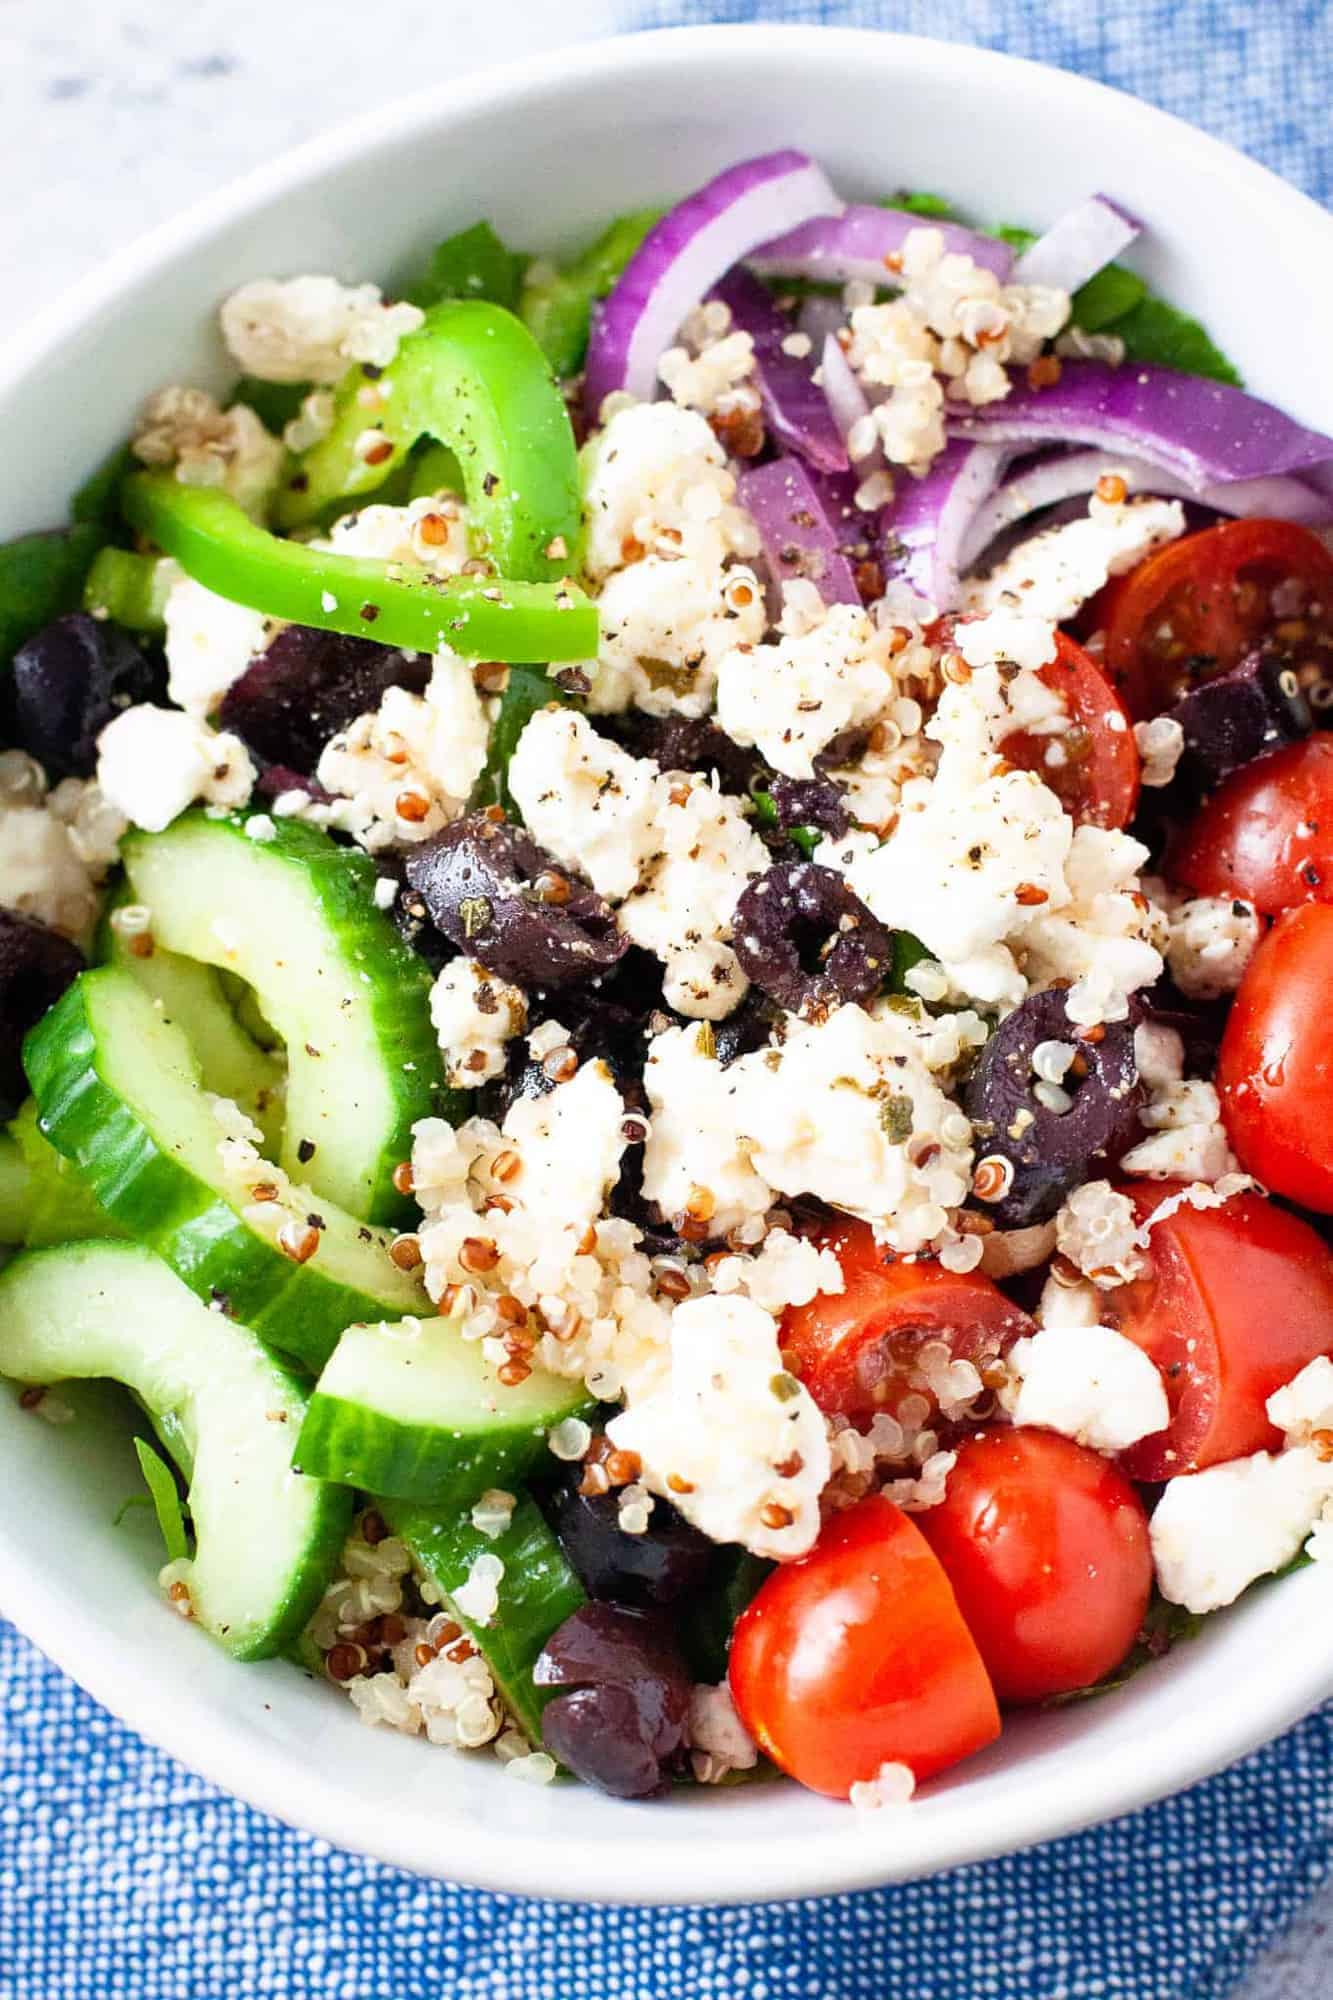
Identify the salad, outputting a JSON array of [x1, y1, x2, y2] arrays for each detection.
[[3, 149, 1333, 1809]]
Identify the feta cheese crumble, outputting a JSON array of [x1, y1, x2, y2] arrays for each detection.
[[163, 571, 272, 718], [429, 959, 528, 1090], [1003, 1323, 1169, 1452], [219, 275, 425, 384], [96, 705, 255, 833], [714, 602, 895, 779], [607, 1294, 831, 1559]]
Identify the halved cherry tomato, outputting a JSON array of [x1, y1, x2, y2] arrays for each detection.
[[1103, 1179, 1333, 1479], [1218, 901, 1333, 1209], [780, 1218, 1034, 1422], [999, 632, 1141, 831], [1101, 519, 1333, 721], [729, 1494, 1001, 1797], [917, 1429, 1152, 1704], [1172, 734, 1333, 915]]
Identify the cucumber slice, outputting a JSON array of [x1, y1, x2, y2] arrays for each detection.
[[295, 1316, 592, 1505], [25, 968, 427, 1373], [8, 1098, 123, 1249], [100, 891, 286, 1154], [0, 1240, 352, 1657], [121, 811, 445, 1224], [388, 1494, 585, 1743]]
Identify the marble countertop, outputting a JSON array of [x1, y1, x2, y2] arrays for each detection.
[[1, 3, 1327, 1992]]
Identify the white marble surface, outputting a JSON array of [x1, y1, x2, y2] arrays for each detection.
[[1, 4, 1328, 1992]]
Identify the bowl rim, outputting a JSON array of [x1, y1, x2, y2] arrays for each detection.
[[4, 20, 1333, 1906]]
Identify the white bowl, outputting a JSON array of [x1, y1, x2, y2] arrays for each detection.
[[3, 23, 1333, 1907]]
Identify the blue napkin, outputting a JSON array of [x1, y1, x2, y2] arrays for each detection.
[[4, 7, 1332, 1998]]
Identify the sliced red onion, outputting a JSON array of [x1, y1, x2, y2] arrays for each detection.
[[959, 449, 1333, 572], [748, 204, 1014, 288], [583, 151, 842, 420], [710, 270, 848, 474], [946, 361, 1333, 491], [882, 440, 1009, 609], [820, 333, 878, 464], [738, 457, 862, 606], [1012, 195, 1141, 293]]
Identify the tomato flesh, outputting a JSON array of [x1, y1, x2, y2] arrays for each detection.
[[1218, 901, 1333, 1209], [1104, 1179, 1333, 1479], [917, 1429, 1152, 1704], [1172, 734, 1333, 915], [999, 632, 1141, 831], [728, 1494, 1001, 1797], [780, 1218, 1034, 1423], [1102, 518, 1333, 721]]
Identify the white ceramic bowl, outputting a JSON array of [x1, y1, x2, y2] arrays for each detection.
[[4, 23, 1333, 1907]]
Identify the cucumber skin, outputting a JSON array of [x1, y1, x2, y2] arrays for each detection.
[[24, 977, 421, 1376], [0, 1240, 352, 1660], [294, 1391, 590, 1508], [388, 1496, 585, 1744], [122, 812, 454, 1228]]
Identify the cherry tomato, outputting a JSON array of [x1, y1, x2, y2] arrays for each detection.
[[1218, 901, 1333, 1209], [1103, 1179, 1333, 1479], [1171, 734, 1333, 915], [916, 1429, 1152, 1704], [780, 1218, 1034, 1422], [1101, 519, 1333, 721], [729, 1494, 1001, 1797], [999, 632, 1141, 831]]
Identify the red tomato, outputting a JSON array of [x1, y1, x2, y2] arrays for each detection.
[[729, 1494, 1001, 1797], [780, 1218, 1035, 1422], [999, 632, 1141, 831], [1101, 518, 1333, 720], [916, 1429, 1152, 1704], [1103, 1179, 1333, 1479], [1171, 735, 1333, 915], [1218, 901, 1333, 1208]]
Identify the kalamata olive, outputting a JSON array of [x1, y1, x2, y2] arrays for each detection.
[[1169, 644, 1312, 791], [535, 1602, 691, 1799], [548, 1474, 713, 1608], [602, 712, 762, 796], [963, 989, 1141, 1227], [0, 910, 84, 1119], [219, 626, 430, 775], [711, 989, 783, 1066], [732, 860, 892, 1015], [767, 774, 849, 839], [9, 614, 163, 779], [405, 813, 628, 989]]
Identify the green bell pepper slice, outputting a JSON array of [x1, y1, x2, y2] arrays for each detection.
[[83, 547, 173, 633], [123, 473, 598, 665], [274, 299, 583, 578]]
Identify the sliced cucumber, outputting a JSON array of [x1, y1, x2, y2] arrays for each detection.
[[388, 1495, 585, 1744], [100, 891, 286, 1154], [295, 1315, 592, 1505], [121, 811, 445, 1225], [7, 1098, 123, 1249], [0, 1240, 352, 1657], [25, 968, 427, 1373]]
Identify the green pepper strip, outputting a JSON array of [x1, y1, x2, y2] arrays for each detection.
[[83, 547, 172, 633], [124, 473, 598, 665], [274, 300, 584, 579]]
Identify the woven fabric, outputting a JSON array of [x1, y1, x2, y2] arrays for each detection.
[[4, 7, 1333, 1998]]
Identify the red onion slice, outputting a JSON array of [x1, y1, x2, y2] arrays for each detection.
[[959, 450, 1333, 573], [1013, 195, 1141, 292], [882, 440, 1009, 609], [748, 204, 1014, 287], [738, 457, 863, 606], [710, 270, 848, 474], [946, 361, 1333, 490], [583, 151, 842, 420], [820, 333, 880, 469]]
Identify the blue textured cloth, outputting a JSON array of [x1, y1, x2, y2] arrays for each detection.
[[5, 8, 1333, 2000]]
